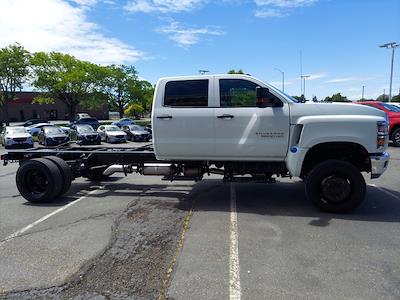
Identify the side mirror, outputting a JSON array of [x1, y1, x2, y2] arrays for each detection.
[[256, 87, 283, 108]]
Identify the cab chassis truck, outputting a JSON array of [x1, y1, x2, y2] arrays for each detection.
[[1, 75, 390, 213]]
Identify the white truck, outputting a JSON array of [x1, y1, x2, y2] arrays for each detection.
[[2, 74, 390, 213]]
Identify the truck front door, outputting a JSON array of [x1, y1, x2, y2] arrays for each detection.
[[214, 78, 290, 160]]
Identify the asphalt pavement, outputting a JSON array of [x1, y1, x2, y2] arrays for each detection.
[[0, 145, 399, 299]]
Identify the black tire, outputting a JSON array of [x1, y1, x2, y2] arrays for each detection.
[[305, 160, 366, 213], [43, 156, 72, 196], [391, 128, 400, 147], [16, 158, 63, 203]]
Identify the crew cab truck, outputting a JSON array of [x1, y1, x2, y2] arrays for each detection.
[[1, 74, 390, 213]]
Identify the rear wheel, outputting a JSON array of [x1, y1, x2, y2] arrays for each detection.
[[391, 128, 400, 147], [305, 160, 366, 213], [43, 156, 72, 196], [16, 158, 63, 203]]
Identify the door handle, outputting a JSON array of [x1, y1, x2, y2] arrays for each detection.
[[217, 114, 234, 119], [157, 115, 173, 120]]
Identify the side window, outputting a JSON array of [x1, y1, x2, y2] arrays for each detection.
[[164, 80, 208, 107], [219, 79, 280, 107]]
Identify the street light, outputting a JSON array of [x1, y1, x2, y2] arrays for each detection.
[[362, 85, 365, 100], [199, 70, 209, 75], [301, 75, 310, 100], [379, 42, 399, 102], [273, 68, 285, 92]]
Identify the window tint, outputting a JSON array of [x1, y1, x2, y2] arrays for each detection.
[[164, 80, 208, 107], [220, 79, 280, 107]]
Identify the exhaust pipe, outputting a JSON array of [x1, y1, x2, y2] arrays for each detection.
[[103, 164, 137, 176], [142, 163, 173, 176]]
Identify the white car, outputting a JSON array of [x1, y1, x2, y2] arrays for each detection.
[[0, 126, 34, 149], [27, 123, 56, 137], [97, 125, 127, 143]]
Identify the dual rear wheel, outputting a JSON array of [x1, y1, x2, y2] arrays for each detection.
[[16, 156, 72, 203]]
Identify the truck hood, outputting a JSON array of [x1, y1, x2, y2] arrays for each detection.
[[289, 102, 387, 124]]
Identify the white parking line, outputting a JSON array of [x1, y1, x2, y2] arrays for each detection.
[[369, 183, 400, 201], [0, 186, 104, 247], [229, 183, 241, 300]]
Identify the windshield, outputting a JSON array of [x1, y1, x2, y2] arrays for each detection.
[[44, 127, 64, 134], [105, 126, 120, 132], [7, 127, 28, 134], [77, 125, 94, 133], [381, 103, 400, 112], [129, 125, 144, 131]]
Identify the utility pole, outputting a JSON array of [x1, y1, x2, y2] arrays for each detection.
[[274, 68, 285, 92], [362, 85, 365, 99], [379, 42, 399, 102], [300, 50, 303, 95], [301, 75, 310, 100]]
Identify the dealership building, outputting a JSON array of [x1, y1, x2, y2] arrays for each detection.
[[0, 92, 109, 122]]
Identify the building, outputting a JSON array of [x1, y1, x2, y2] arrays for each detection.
[[0, 92, 109, 122]]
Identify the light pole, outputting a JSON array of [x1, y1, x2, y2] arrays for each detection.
[[274, 68, 285, 92], [379, 42, 399, 102], [362, 85, 365, 99], [301, 75, 310, 99]]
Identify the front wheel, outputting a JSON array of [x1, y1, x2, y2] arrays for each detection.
[[391, 128, 400, 147], [305, 160, 366, 213]]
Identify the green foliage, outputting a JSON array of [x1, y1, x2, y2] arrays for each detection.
[[124, 103, 144, 118], [228, 69, 245, 74], [0, 43, 31, 125], [324, 93, 349, 102], [32, 96, 55, 104], [391, 94, 400, 102], [31, 51, 108, 121]]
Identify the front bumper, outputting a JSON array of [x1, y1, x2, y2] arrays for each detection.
[[370, 152, 390, 179]]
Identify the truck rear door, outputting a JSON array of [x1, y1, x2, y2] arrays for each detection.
[[153, 78, 215, 159], [214, 78, 290, 160]]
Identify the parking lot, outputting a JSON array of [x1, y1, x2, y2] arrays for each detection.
[[0, 145, 399, 299]]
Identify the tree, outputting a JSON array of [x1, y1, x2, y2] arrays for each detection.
[[376, 94, 389, 102], [228, 69, 245, 74], [0, 43, 31, 125], [104, 65, 138, 118], [124, 103, 144, 118], [325, 93, 349, 102], [31, 52, 107, 121], [312, 96, 318, 102], [392, 94, 400, 102], [127, 80, 154, 115]]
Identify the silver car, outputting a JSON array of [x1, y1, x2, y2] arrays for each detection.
[[0, 126, 34, 149], [97, 125, 127, 143]]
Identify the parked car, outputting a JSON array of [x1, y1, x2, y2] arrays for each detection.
[[70, 124, 101, 145], [122, 125, 152, 142], [27, 123, 57, 137], [97, 125, 127, 143], [112, 118, 136, 128], [70, 117, 101, 130], [390, 103, 400, 109], [22, 119, 49, 127], [38, 126, 70, 146], [357, 101, 400, 146], [75, 113, 91, 121], [144, 124, 152, 135], [0, 126, 34, 149]]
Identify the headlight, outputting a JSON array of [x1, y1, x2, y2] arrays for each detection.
[[377, 120, 387, 149]]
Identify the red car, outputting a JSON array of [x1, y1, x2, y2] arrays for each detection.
[[357, 101, 400, 147]]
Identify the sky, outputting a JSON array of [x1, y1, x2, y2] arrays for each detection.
[[0, 0, 399, 100]]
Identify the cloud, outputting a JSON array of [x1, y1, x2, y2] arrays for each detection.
[[254, 0, 317, 18], [298, 73, 326, 80], [325, 77, 357, 83], [255, 0, 317, 8], [158, 21, 224, 48], [255, 8, 287, 18], [0, 0, 144, 65], [124, 0, 206, 13]]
